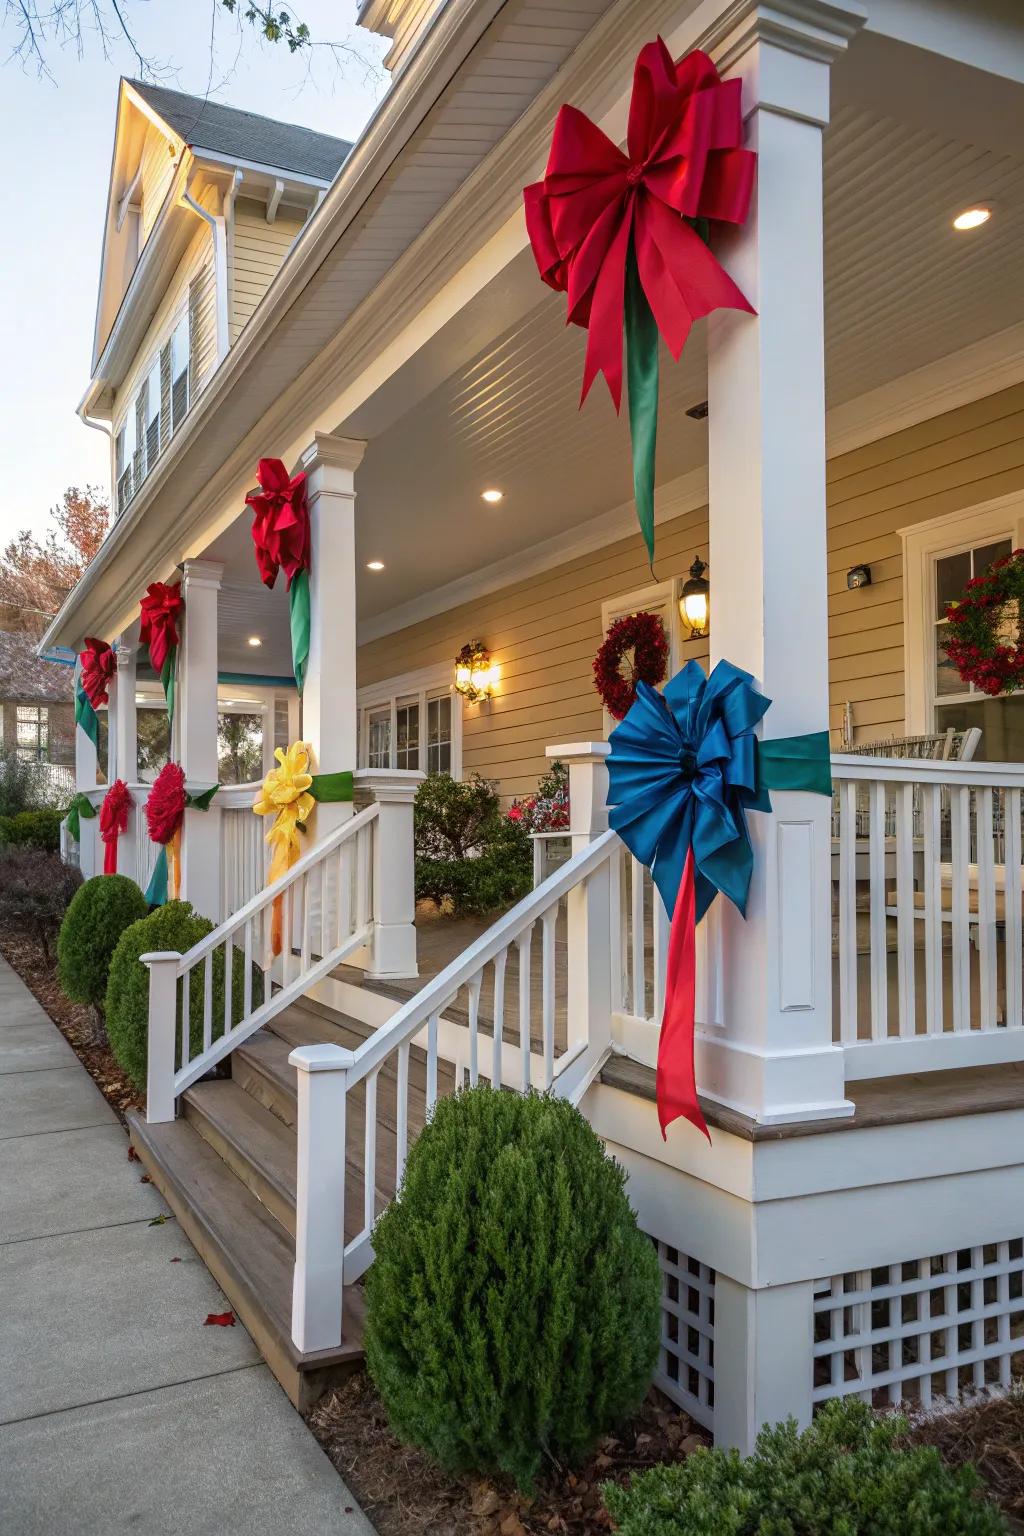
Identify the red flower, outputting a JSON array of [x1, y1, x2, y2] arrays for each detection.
[[145, 762, 187, 846], [79, 638, 117, 711], [139, 582, 184, 676], [507, 804, 524, 822], [245, 458, 310, 591]]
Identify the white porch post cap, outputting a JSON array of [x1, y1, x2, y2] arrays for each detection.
[[546, 742, 610, 762], [289, 1042, 357, 1074]]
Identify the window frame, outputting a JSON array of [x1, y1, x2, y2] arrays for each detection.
[[901, 494, 1024, 735], [357, 662, 461, 777], [15, 704, 49, 762], [112, 302, 191, 516]]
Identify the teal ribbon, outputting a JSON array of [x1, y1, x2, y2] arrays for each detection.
[[290, 568, 311, 695], [65, 792, 98, 844], [144, 844, 169, 906], [758, 731, 833, 797], [74, 681, 100, 748], [625, 241, 659, 572]]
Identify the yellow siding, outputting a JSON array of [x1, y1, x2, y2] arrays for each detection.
[[230, 198, 307, 344], [140, 122, 178, 245], [358, 384, 1024, 801]]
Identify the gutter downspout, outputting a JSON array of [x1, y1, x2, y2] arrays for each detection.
[[181, 181, 230, 365]]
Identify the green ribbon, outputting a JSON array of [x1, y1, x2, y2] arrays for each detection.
[[758, 731, 833, 797], [625, 241, 659, 573], [290, 568, 311, 695], [160, 648, 177, 727], [185, 784, 220, 812], [65, 792, 98, 843], [74, 681, 100, 748], [309, 769, 354, 804]]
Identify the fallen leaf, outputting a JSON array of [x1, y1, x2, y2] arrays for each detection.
[[148, 1214, 166, 1226], [127, 1145, 139, 1162], [204, 1311, 236, 1327], [471, 1485, 501, 1519], [680, 1434, 705, 1456], [139, 1174, 151, 1184], [499, 1515, 526, 1536], [170, 1257, 182, 1264]]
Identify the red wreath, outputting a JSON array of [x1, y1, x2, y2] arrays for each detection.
[[99, 779, 132, 876], [146, 762, 187, 846], [593, 611, 669, 720], [944, 550, 1024, 697]]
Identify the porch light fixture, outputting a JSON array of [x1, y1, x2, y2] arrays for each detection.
[[679, 557, 710, 639], [247, 635, 262, 647], [847, 564, 872, 590], [953, 206, 991, 231], [366, 560, 385, 571], [454, 641, 498, 703], [481, 488, 504, 504]]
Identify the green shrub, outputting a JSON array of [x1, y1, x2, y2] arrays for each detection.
[[0, 752, 43, 816], [57, 874, 149, 1009], [0, 808, 63, 851], [603, 1397, 1006, 1535], [365, 1086, 660, 1491], [414, 774, 532, 917], [105, 901, 250, 1089], [0, 849, 82, 962]]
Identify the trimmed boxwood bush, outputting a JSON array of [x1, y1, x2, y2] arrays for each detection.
[[105, 901, 250, 1089], [603, 1397, 1006, 1535], [414, 773, 532, 917], [0, 809, 63, 851], [365, 1085, 660, 1491], [57, 874, 149, 1009]]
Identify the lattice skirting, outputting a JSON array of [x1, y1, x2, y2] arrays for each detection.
[[653, 1239, 715, 1430], [814, 1240, 1024, 1411]]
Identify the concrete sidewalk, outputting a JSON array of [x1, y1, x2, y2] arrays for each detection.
[[0, 956, 373, 1536]]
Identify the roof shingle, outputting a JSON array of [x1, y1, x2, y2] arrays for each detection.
[[0, 632, 74, 706]]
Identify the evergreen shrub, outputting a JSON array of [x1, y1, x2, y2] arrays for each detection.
[[105, 901, 250, 1088], [603, 1397, 1006, 1535], [0, 809, 63, 850], [414, 773, 532, 917], [365, 1085, 660, 1490], [57, 874, 149, 1009], [0, 849, 81, 962]]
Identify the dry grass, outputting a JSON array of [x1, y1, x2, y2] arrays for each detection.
[[907, 1387, 1024, 1530]]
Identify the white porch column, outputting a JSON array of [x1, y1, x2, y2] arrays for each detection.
[[179, 560, 223, 922], [702, 2, 863, 1124], [713, 1275, 816, 1454], [354, 769, 422, 979], [299, 433, 366, 840], [73, 657, 99, 879], [112, 634, 138, 876]]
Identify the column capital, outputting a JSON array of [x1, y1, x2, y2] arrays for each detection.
[[300, 432, 367, 479], [181, 559, 224, 591], [708, 0, 866, 73]]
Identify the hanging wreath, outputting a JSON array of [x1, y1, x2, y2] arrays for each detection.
[[593, 610, 669, 720], [944, 549, 1024, 696]]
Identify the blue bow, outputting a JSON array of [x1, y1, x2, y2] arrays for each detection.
[[607, 660, 772, 922]]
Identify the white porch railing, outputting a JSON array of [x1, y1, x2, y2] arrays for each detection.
[[832, 755, 1024, 1079], [143, 802, 380, 1120], [218, 783, 268, 918], [289, 828, 619, 1352]]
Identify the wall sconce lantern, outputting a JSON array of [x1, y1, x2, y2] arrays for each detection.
[[846, 564, 872, 590], [679, 557, 710, 640], [454, 641, 498, 703]]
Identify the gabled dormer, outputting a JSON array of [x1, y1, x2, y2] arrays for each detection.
[[82, 80, 352, 519], [357, 0, 449, 77]]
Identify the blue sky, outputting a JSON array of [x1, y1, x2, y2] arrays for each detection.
[[0, 1, 388, 543]]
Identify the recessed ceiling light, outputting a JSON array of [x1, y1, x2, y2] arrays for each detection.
[[953, 206, 991, 231], [481, 488, 504, 504], [366, 560, 385, 571], [247, 635, 262, 647]]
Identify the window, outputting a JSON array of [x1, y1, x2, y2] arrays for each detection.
[[16, 705, 48, 762], [170, 313, 190, 431], [903, 497, 1024, 764], [115, 409, 136, 514], [113, 308, 190, 518], [358, 664, 461, 777], [217, 711, 263, 785], [144, 359, 161, 473]]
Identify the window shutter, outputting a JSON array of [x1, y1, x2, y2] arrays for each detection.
[[159, 343, 172, 445], [134, 390, 146, 486]]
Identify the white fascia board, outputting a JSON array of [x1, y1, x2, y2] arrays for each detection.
[[187, 146, 332, 194]]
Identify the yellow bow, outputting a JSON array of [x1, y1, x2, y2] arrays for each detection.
[[254, 742, 316, 954]]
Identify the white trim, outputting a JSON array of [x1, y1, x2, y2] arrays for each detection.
[[901, 491, 1024, 734], [357, 660, 462, 776]]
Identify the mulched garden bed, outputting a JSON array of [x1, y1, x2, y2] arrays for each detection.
[[0, 924, 143, 1122], [308, 1373, 708, 1536], [908, 1388, 1024, 1530]]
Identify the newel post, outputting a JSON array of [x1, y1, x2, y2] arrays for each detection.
[[290, 1043, 354, 1353], [548, 742, 613, 1054], [354, 769, 423, 979], [144, 950, 180, 1124]]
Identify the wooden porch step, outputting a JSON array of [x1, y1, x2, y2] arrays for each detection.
[[126, 1108, 365, 1412], [183, 1079, 297, 1237], [232, 1028, 301, 1129]]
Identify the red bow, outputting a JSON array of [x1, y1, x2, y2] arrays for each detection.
[[245, 458, 310, 591], [145, 761, 186, 846], [79, 638, 116, 711], [524, 41, 755, 409], [139, 582, 184, 677], [100, 779, 132, 876]]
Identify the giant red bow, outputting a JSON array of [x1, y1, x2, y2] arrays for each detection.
[[79, 638, 116, 712], [99, 779, 131, 876], [139, 582, 183, 678], [524, 41, 755, 410], [245, 458, 310, 591]]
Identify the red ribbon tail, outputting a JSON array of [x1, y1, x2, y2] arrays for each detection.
[[656, 849, 709, 1142], [103, 837, 118, 876]]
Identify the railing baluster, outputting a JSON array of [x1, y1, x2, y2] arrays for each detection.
[[868, 779, 887, 1041], [541, 906, 557, 1089], [921, 782, 943, 1038], [202, 952, 213, 1054], [976, 786, 997, 1030], [631, 857, 645, 1018], [395, 1041, 410, 1187], [1005, 788, 1023, 1031], [179, 967, 189, 1072], [950, 784, 971, 1031], [300, 871, 312, 972], [223, 937, 232, 1043], [652, 884, 669, 1026], [467, 974, 481, 1087], [426, 1011, 439, 1113], [491, 949, 506, 1088], [320, 854, 329, 961], [838, 778, 858, 1044], [339, 842, 352, 945], [282, 885, 293, 988], [243, 918, 253, 1020], [895, 781, 915, 1038], [364, 1067, 378, 1233], [517, 926, 533, 1092], [610, 847, 625, 1011]]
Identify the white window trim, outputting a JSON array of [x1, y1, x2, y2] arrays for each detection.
[[357, 660, 462, 777], [901, 492, 1024, 735], [600, 578, 683, 737]]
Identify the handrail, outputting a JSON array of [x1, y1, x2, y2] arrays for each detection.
[[175, 800, 379, 974], [831, 754, 1024, 788], [343, 827, 619, 1089]]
